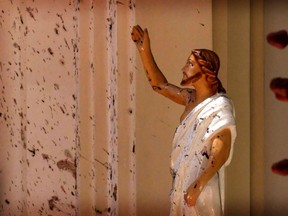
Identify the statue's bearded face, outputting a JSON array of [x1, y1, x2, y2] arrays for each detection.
[[180, 54, 202, 86]]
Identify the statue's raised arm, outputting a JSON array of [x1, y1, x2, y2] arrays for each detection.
[[131, 25, 194, 106]]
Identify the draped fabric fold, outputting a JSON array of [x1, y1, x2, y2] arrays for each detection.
[[170, 93, 237, 216]]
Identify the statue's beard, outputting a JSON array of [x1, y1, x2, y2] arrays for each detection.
[[180, 72, 202, 86]]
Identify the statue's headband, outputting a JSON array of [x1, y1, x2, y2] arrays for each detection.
[[191, 49, 220, 76]]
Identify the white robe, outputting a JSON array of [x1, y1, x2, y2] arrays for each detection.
[[170, 93, 237, 216]]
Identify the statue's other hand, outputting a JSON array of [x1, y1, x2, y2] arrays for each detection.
[[184, 181, 202, 207]]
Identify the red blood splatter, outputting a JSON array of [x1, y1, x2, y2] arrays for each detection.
[[270, 78, 288, 102], [271, 159, 288, 176], [267, 30, 288, 49], [48, 196, 59, 210], [57, 159, 76, 178]]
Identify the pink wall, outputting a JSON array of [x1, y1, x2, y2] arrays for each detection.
[[0, 0, 136, 215], [0, 0, 214, 215], [0, 0, 80, 215]]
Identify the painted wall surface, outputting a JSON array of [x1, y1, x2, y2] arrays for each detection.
[[264, 1, 288, 215], [136, 0, 212, 215], [0, 0, 136, 215], [224, 1, 251, 215], [0, 1, 81, 215], [0, 0, 214, 216]]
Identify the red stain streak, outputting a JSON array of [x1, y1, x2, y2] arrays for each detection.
[[270, 78, 288, 102], [267, 30, 288, 49], [57, 159, 76, 178], [271, 159, 288, 176]]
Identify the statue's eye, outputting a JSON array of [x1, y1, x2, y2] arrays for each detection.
[[188, 61, 193, 66]]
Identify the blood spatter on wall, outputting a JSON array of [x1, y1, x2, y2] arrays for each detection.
[[267, 30, 288, 49], [57, 159, 77, 179], [271, 159, 288, 176], [47, 195, 76, 215], [1, 0, 137, 215], [0, 0, 79, 215], [270, 77, 288, 102]]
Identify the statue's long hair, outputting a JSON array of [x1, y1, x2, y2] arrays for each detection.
[[192, 49, 226, 93]]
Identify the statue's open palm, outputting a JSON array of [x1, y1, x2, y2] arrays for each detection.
[[131, 25, 150, 52]]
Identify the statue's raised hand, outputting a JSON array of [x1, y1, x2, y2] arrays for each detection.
[[131, 25, 150, 52]]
